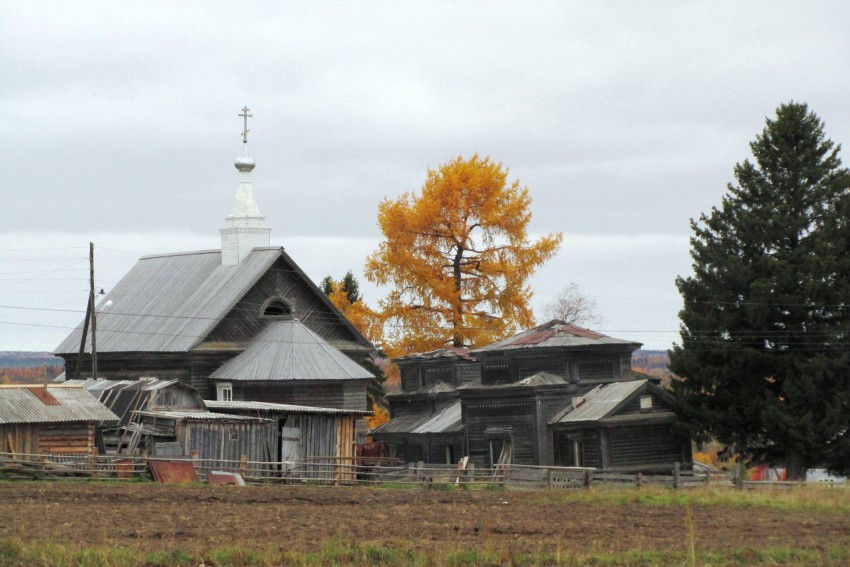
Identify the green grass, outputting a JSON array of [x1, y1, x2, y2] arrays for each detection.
[[531, 484, 850, 514], [0, 538, 848, 567]]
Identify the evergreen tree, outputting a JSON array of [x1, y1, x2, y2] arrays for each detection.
[[341, 271, 361, 304], [319, 275, 334, 296], [670, 102, 850, 478]]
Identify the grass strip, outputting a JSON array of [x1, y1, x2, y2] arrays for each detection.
[[1, 537, 849, 567]]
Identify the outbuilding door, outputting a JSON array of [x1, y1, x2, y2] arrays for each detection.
[[280, 426, 301, 464]]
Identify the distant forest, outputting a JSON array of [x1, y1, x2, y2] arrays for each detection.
[[0, 352, 65, 384], [631, 349, 672, 386]]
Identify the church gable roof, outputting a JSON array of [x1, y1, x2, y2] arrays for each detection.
[[56, 248, 281, 354], [209, 320, 374, 382], [55, 247, 373, 355]]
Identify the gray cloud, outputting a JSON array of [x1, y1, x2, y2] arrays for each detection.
[[2, 1, 849, 349]]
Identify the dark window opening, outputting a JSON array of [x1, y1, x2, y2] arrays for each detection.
[[262, 299, 292, 318]]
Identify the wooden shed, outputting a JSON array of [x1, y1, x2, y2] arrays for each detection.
[[133, 409, 274, 463], [205, 400, 369, 465], [0, 384, 119, 456], [549, 379, 692, 472]]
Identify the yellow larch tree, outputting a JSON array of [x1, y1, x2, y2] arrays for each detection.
[[366, 154, 563, 356], [323, 277, 389, 428]]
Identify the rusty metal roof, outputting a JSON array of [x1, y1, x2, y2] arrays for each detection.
[[0, 385, 119, 424], [209, 320, 374, 382], [205, 400, 371, 416], [471, 320, 641, 353], [550, 380, 649, 424]]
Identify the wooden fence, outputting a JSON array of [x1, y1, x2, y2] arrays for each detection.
[[4, 451, 844, 491], [1, 451, 717, 489]]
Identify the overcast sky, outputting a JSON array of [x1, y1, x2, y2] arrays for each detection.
[[2, 2, 849, 352]]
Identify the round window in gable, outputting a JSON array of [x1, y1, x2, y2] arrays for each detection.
[[261, 298, 292, 318]]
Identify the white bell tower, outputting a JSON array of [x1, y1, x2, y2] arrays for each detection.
[[220, 106, 271, 266]]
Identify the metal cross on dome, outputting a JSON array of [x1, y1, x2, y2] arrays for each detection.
[[239, 106, 253, 144]]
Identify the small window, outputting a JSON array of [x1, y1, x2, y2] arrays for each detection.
[[262, 299, 291, 317], [217, 383, 233, 402], [639, 395, 653, 411]]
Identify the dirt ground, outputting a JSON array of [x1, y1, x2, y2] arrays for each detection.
[[1, 482, 847, 557]]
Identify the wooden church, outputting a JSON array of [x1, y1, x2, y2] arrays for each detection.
[[55, 110, 375, 411]]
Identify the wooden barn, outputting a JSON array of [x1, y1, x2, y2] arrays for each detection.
[[371, 320, 691, 471], [550, 379, 691, 471], [0, 384, 118, 456], [132, 409, 274, 462], [53, 128, 375, 412]]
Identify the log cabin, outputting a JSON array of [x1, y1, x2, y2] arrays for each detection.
[[0, 384, 118, 456]]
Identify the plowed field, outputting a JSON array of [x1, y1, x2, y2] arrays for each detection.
[[1, 482, 848, 565]]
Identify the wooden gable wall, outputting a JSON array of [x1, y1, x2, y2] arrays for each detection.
[[202, 256, 366, 354]]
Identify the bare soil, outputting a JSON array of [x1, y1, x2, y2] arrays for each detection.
[[0, 482, 847, 556]]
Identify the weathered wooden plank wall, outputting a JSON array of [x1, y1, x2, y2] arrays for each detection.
[[236, 380, 369, 411], [178, 420, 275, 462]]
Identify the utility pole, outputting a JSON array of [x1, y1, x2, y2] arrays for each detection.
[[90, 242, 97, 379], [74, 242, 94, 381]]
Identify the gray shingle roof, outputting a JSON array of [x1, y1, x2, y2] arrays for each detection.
[[393, 347, 476, 363], [458, 371, 567, 390], [470, 320, 641, 353], [0, 385, 119, 424], [209, 320, 374, 382]]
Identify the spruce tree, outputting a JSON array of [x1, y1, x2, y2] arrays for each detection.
[[670, 102, 850, 478]]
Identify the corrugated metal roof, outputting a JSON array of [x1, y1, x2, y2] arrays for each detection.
[[411, 401, 462, 434], [55, 247, 373, 355], [209, 320, 374, 382], [369, 412, 430, 435], [205, 400, 371, 416], [551, 380, 648, 424], [471, 320, 641, 353], [56, 248, 281, 353], [137, 410, 270, 422], [0, 385, 120, 424], [370, 401, 462, 435]]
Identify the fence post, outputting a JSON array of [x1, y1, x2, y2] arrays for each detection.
[[239, 454, 248, 478], [91, 447, 99, 479], [673, 462, 681, 490], [584, 469, 594, 489], [636, 473, 643, 488], [735, 474, 743, 491], [546, 468, 552, 489]]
